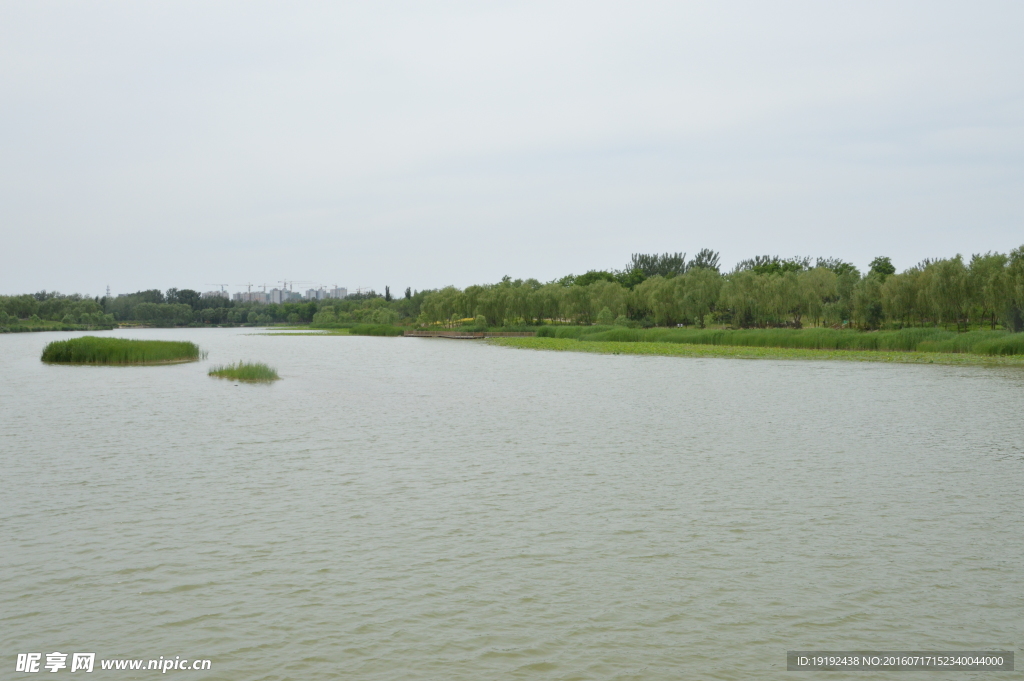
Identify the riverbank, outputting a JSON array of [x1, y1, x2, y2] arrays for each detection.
[[488, 336, 1024, 366], [2, 321, 115, 333]]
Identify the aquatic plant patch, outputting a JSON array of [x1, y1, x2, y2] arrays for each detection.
[[41, 337, 201, 365], [208, 361, 280, 383]]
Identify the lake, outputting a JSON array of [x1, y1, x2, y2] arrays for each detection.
[[2, 328, 1022, 679]]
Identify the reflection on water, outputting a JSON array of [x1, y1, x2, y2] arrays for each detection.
[[2, 328, 1022, 680]]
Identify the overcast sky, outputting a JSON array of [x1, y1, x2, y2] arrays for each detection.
[[2, 1, 1022, 296]]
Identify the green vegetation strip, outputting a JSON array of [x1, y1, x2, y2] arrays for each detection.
[[41, 336, 201, 365], [489, 337, 1024, 366], [208, 362, 280, 382], [536, 325, 1024, 355]]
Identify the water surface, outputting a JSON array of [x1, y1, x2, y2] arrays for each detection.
[[2, 328, 1022, 679]]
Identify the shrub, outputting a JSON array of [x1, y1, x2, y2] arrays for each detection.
[[370, 308, 399, 325]]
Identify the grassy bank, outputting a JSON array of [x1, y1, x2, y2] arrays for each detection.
[[41, 337, 201, 365], [489, 337, 1024, 366], [208, 361, 280, 382], [535, 326, 1024, 356]]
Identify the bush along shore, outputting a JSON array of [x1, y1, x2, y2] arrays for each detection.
[[208, 362, 280, 382], [41, 337, 202, 365]]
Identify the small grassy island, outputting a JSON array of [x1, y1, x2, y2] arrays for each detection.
[[41, 336, 201, 365], [208, 361, 280, 383]]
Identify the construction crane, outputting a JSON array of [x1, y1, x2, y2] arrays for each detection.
[[236, 282, 273, 293], [279, 280, 319, 291], [203, 284, 230, 292], [277, 280, 298, 292]]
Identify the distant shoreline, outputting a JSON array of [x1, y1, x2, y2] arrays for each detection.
[[488, 337, 1024, 366]]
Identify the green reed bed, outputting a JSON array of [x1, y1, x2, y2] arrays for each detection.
[[41, 336, 201, 365], [538, 326, 1024, 356], [208, 361, 280, 382]]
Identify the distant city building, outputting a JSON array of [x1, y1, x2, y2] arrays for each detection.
[[270, 288, 285, 304], [302, 288, 329, 301], [201, 290, 229, 299], [329, 287, 347, 299], [233, 292, 269, 304]]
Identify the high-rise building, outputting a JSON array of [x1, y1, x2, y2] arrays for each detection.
[[233, 292, 269, 304], [329, 287, 347, 299]]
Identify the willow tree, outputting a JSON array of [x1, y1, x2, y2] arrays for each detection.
[[588, 280, 628, 319], [563, 285, 595, 324], [968, 252, 1008, 329], [798, 267, 838, 327], [682, 267, 723, 327], [927, 257, 970, 330], [720, 271, 765, 327], [853, 275, 884, 329], [421, 286, 465, 327], [1003, 246, 1024, 331], [881, 268, 922, 327], [635, 276, 682, 326]]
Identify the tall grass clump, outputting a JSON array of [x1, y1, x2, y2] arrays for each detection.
[[350, 324, 404, 337], [971, 333, 1024, 356], [41, 336, 201, 364], [536, 325, 615, 339], [208, 361, 280, 382]]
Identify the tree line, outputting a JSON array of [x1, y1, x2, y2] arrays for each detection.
[[0, 287, 431, 329], [417, 247, 1024, 332], [4, 245, 1023, 332]]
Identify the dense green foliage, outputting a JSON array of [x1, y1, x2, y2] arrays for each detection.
[[535, 326, 1024, 355], [418, 246, 1024, 332], [1, 292, 114, 332], [349, 324, 404, 336], [208, 361, 280, 382], [41, 337, 201, 364], [1, 287, 432, 331]]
